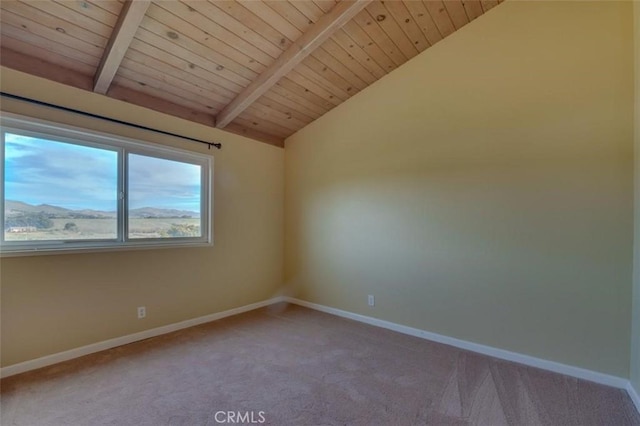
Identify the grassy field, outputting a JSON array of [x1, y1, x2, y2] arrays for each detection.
[[5, 218, 201, 241], [129, 218, 200, 239]]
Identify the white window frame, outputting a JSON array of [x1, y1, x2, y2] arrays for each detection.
[[0, 113, 212, 256]]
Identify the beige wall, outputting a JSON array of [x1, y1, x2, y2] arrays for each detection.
[[631, 0, 640, 392], [0, 68, 284, 367], [285, 1, 635, 377], [1, 1, 636, 383]]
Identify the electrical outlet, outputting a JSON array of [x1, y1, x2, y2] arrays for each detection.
[[368, 295, 375, 307], [137, 306, 146, 319]]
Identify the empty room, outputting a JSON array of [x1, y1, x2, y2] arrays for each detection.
[[1, 0, 639, 424]]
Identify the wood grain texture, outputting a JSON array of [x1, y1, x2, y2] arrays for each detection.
[[215, 0, 373, 128], [0, 49, 283, 146], [0, 0, 497, 145], [94, 0, 150, 94]]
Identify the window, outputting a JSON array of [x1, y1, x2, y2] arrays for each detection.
[[1, 114, 212, 255]]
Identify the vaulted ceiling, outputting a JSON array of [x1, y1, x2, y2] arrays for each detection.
[[0, 0, 503, 147]]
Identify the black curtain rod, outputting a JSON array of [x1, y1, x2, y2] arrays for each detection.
[[0, 92, 222, 150]]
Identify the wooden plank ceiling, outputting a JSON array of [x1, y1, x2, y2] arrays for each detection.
[[0, 0, 503, 147]]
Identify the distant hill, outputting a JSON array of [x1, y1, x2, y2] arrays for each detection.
[[5, 200, 199, 219], [74, 208, 116, 218], [5, 200, 76, 216], [129, 207, 199, 218]]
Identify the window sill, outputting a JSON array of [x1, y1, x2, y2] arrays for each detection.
[[0, 240, 213, 257]]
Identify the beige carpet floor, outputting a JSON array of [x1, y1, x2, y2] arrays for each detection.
[[1, 303, 639, 426]]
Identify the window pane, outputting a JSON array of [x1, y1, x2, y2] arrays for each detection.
[[4, 133, 118, 241], [127, 153, 202, 239]]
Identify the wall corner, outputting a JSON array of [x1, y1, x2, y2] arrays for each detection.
[[630, 0, 640, 396]]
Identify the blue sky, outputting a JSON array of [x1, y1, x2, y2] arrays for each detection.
[[128, 153, 201, 212], [4, 133, 201, 213]]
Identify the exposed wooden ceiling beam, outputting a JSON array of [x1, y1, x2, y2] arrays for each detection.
[[93, 0, 151, 94], [0, 49, 285, 148], [215, 0, 372, 129], [224, 122, 288, 147]]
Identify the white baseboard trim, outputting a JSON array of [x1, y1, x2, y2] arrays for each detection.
[[0, 296, 286, 379], [284, 297, 631, 391], [627, 381, 640, 413], [2, 295, 638, 415]]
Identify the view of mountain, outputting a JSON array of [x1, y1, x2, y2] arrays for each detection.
[[5, 200, 73, 216], [5, 200, 199, 219]]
